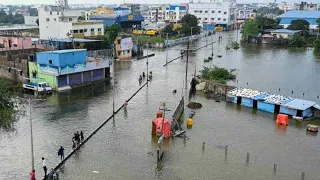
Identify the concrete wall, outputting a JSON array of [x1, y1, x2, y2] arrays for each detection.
[[24, 16, 39, 25], [205, 80, 235, 96], [36, 50, 87, 67]]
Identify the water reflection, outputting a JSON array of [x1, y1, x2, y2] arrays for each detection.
[[275, 124, 287, 135]]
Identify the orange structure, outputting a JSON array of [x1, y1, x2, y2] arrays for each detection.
[[276, 114, 289, 126], [152, 117, 171, 139], [156, 111, 163, 118]]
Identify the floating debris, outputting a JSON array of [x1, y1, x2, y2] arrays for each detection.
[[187, 102, 203, 109], [92, 171, 99, 174], [307, 124, 318, 132]]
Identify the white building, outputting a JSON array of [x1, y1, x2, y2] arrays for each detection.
[[38, 6, 104, 39], [24, 16, 39, 26], [165, 4, 187, 23], [143, 5, 165, 22], [188, 0, 236, 31]]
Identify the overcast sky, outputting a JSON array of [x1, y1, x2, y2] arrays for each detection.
[[1, 0, 320, 5]]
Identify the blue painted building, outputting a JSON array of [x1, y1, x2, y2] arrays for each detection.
[[226, 88, 319, 119], [277, 10, 320, 30], [89, 14, 144, 33], [29, 49, 111, 90]]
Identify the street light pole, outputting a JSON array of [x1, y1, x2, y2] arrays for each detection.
[[28, 98, 35, 171], [165, 33, 169, 65], [16, 97, 43, 171], [146, 43, 149, 87]]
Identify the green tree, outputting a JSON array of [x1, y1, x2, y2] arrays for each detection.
[[241, 20, 260, 42], [28, 7, 38, 16], [103, 24, 120, 45], [78, 16, 85, 21], [180, 14, 200, 36], [289, 34, 306, 46], [288, 19, 310, 31], [163, 24, 174, 34], [255, 16, 278, 30]]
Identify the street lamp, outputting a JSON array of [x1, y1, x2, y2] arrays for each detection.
[[16, 97, 43, 171]]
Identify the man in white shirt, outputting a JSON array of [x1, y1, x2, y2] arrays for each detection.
[[42, 157, 47, 178]]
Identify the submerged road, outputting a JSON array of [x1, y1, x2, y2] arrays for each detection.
[[1, 31, 320, 179]]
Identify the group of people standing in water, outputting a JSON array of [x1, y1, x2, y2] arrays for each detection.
[[139, 71, 152, 85]]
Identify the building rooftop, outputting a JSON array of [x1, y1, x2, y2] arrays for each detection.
[[270, 29, 302, 34], [37, 49, 87, 54], [282, 99, 317, 111], [0, 25, 39, 31], [41, 38, 102, 43], [278, 10, 320, 19]]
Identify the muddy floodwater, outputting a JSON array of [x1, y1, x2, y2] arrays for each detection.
[[1, 31, 320, 180]]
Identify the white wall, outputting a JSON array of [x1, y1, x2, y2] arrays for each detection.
[[189, 0, 236, 26], [72, 23, 104, 36], [24, 16, 39, 26], [38, 6, 82, 39]]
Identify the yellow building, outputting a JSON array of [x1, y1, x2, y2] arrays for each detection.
[[85, 8, 115, 20]]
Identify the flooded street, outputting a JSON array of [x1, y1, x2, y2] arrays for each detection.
[[1, 31, 320, 179]]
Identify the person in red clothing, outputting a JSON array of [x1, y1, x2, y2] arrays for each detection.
[[30, 170, 36, 180]]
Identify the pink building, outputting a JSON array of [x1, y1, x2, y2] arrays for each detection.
[[0, 36, 33, 50]]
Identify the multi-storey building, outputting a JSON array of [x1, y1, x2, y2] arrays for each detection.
[[294, 2, 317, 11], [165, 4, 187, 23], [143, 5, 166, 22], [189, 0, 236, 31], [38, 1, 104, 39], [38, 6, 104, 39]]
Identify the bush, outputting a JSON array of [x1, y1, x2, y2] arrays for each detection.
[[200, 66, 236, 84], [289, 35, 306, 46]]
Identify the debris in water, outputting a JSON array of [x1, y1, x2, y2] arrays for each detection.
[[92, 171, 99, 174], [187, 102, 202, 109]]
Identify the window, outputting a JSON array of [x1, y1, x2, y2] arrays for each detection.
[[205, 10, 208, 13], [194, 10, 198, 13], [49, 60, 52, 65], [118, 51, 121, 56], [204, 18, 207, 20], [79, 29, 84, 33], [218, 10, 221, 13], [46, 18, 49, 22], [73, 30, 79, 33], [57, 11, 59, 15], [54, 18, 56, 21], [212, 10, 215, 13], [127, 50, 130, 53], [91, 28, 94, 32], [199, 11, 202, 13], [218, 18, 221, 21], [84, 29, 87, 32], [69, 18, 72, 21], [224, 11, 227, 14], [98, 28, 102, 32], [211, 18, 214, 20], [223, 18, 226, 21], [50, 11, 52, 15], [198, 17, 201, 20]]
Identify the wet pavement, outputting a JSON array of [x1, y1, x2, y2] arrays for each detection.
[[1, 31, 320, 179]]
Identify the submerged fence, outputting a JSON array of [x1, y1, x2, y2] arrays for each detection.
[[48, 81, 148, 176]]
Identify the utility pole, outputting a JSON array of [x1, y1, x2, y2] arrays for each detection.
[[185, 39, 189, 86], [211, 33, 214, 56], [112, 59, 115, 121], [146, 43, 149, 87], [28, 98, 34, 171], [16, 97, 43, 171], [165, 33, 169, 64]]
